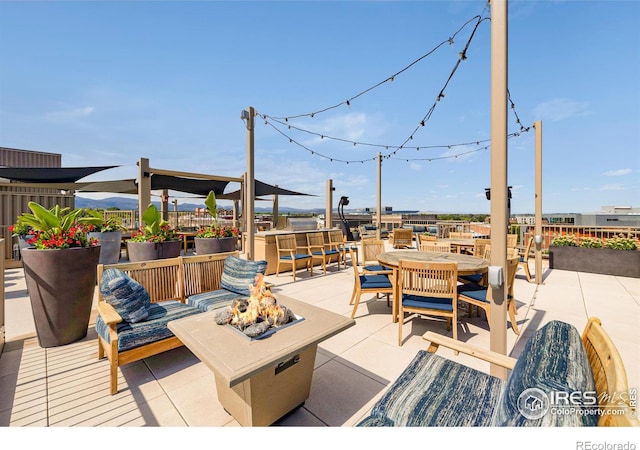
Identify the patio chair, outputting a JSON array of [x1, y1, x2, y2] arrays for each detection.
[[507, 233, 518, 249], [459, 238, 491, 285], [389, 228, 414, 249], [457, 256, 521, 334], [327, 229, 355, 268], [519, 236, 534, 282], [275, 234, 313, 281], [306, 231, 340, 274], [349, 248, 393, 319], [416, 233, 437, 247], [361, 238, 391, 273], [397, 260, 458, 346], [419, 241, 451, 252]]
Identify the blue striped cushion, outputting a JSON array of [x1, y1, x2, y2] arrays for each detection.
[[99, 268, 150, 323], [187, 289, 243, 313], [220, 255, 267, 295], [357, 350, 505, 426], [492, 320, 598, 426], [401, 294, 453, 311], [95, 300, 201, 352]]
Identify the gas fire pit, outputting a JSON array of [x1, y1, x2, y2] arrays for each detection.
[[168, 287, 355, 426], [213, 275, 303, 339]]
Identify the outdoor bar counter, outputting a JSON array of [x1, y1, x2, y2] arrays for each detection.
[[244, 228, 335, 275]]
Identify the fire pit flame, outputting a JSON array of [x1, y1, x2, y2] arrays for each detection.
[[214, 274, 297, 338]]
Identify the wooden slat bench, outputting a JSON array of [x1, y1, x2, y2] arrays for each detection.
[[95, 251, 267, 394]]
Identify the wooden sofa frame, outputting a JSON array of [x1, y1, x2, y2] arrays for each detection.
[[424, 317, 637, 426], [96, 251, 237, 394]]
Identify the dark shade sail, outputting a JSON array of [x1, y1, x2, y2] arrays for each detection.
[[0, 166, 118, 183], [217, 180, 313, 200], [149, 174, 229, 196]]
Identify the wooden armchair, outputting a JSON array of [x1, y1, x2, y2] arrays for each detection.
[[390, 228, 413, 249], [275, 233, 313, 281], [519, 236, 534, 282]]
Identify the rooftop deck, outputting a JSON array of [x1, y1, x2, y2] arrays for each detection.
[[1, 241, 638, 437]]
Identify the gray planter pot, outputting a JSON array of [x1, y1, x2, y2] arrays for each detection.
[[21, 246, 100, 347], [549, 246, 640, 278], [127, 240, 182, 262], [88, 230, 122, 265], [194, 237, 237, 255]]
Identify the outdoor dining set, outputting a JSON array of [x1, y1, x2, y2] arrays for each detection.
[[271, 227, 531, 347]]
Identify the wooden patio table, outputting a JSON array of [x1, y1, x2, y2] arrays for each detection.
[[377, 250, 488, 322]]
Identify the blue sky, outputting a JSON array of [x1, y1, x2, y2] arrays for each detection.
[[1, 1, 638, 215]]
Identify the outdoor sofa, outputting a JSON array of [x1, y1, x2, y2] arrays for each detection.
[[95, 251, 267, 394], [357, 317, 638, 427]]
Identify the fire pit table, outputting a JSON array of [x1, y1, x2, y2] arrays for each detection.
[[168, 295, 355, 426]]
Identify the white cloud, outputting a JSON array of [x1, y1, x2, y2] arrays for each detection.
[[532, 98, 590, 122], [602, 168, 632, 177], [45, 106, 95, 122], [409, 162, 421, 171]]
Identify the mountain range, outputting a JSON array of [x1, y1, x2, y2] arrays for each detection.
[[74, 196, 322, 214]]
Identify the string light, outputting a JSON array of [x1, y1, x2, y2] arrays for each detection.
[[267, 14, 485, 121], [253, 9, 531, 167]]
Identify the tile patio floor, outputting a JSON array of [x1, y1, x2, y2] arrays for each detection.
[[1, 241, 638, 438]]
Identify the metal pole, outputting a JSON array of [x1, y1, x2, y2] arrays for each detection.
[[376, 152, 382, 239], [534, 120, 543, 284], [326, 179, 334, 229], [245, 107, 255, 260], [489, 0, 508, 379]]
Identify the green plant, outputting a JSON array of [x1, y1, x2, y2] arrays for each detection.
[[604, 234, 638, 251], [579, 237, 603, 248], [14, 202, 97, 249], [550, 235, 577, 247], [129, 204, 178, 243], [78, 209, 126, 232], [9, 222, 33, 236], [196, 191, 239, 238]]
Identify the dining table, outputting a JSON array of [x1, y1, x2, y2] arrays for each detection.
[[377, 250, 489, 322]]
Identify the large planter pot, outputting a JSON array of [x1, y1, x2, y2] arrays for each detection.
[[21, 245, 101, 347], [127, 240, 182, 262], [194, 236, 237, 255], [549, 246, 640, 278], [15, 235, 34, 259], [88, 231, 122, 265]]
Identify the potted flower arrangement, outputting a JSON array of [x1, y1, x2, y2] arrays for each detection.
[[79, 209, 126, 264], [549, 233, 639, 278], [126, 203, 182, 262], [15, 201, 101, 347], [9, 221, 35, 259], [194, 191, 239, 254]]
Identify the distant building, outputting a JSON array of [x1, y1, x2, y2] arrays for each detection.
[[515, 206, 640, 227]]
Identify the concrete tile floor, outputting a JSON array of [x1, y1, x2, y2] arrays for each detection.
[[1, 242, 639, 441]]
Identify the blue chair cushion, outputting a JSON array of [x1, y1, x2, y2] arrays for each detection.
[[401, 294, 453, 312], [492, 320, 598, 426], [187, 289, 244, 313], [357, 350, 505, 426], [95, 300, 201, 352], [99, 268, 150, 323], [220, 255, 267, 296], [457, 285, 489, 303], [459, 273, 484, 284], [280, 253, 311, 260], [360, 274, 392, 289]]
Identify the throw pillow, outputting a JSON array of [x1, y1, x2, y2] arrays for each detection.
[[99, 268, 151, 323], [220, 255, 268, 296]]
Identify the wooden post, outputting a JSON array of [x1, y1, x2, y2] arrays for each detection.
[[489, 0, 508, 379], [534, 120, 543, 284], [137, 157, 151, 227], [245, 107, 255, 260]]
